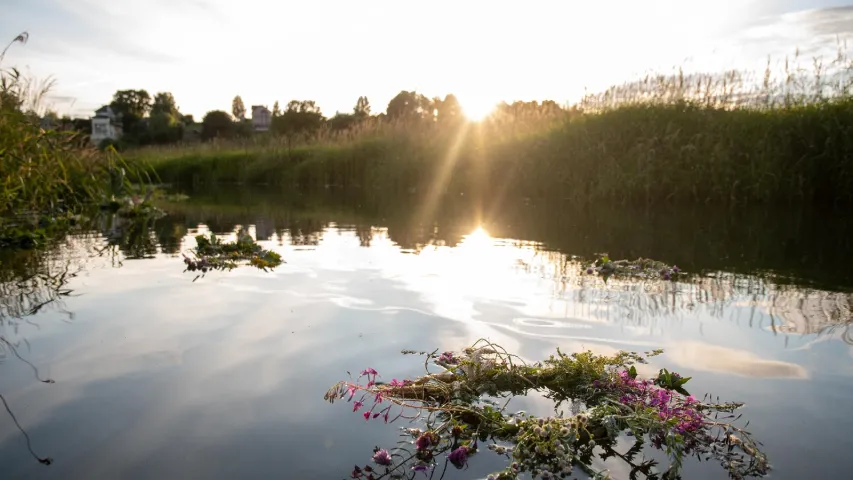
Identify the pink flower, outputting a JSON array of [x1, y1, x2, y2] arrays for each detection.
[[437, 351, 459, 364], [353, 401, 364, 412], [363, 411, 371, 421], [361, 368, 378, 377], [347, 385, 357, 400], [389, 379, 404, 387], [372, 449, 392, 466], [374, 392, 383, 403]]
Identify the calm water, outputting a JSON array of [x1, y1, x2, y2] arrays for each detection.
[[1, 189, 851, 479]]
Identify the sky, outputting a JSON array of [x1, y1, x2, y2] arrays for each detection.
[[2, 0, 853, 120]]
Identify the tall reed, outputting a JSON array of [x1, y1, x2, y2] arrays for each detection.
[[0, 32, 154, 225], [139, 47, 853, 205]]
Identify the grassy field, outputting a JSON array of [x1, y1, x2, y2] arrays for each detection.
[[129, 55, 853, 205]]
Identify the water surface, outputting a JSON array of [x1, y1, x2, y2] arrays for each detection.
[[1, 190, 851, 479]]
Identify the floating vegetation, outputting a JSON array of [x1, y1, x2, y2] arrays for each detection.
[[99, 189, 166, 219], [182, 232, 283, 280], [584, 255, 682, 282], [325, 340, 768, 480], [0, 214, 82, 249]]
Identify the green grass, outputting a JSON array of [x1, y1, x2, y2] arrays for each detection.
[[137, 99, 853, 205], [131, 50, 853, 206]]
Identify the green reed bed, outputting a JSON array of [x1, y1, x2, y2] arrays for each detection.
[[140, 51, 853, 205], [1, 33, 158, 247]]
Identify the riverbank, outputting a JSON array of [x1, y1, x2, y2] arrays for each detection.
[[137, 97, 853, 206]]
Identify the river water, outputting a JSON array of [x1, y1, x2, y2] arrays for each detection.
[[0, 189, 851, 479]]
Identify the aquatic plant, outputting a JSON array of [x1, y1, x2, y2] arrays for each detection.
[[182, 231, 283, 280], [584, 255, 682, 282], [325, 340, 768, 479]]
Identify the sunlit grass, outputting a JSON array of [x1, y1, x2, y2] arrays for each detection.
[[136, 46, 853, 205]]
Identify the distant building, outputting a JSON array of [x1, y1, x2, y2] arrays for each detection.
[[251, 105, 271, 132], [90, 105, 123, 145]]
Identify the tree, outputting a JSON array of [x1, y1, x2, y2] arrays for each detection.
[[386, 90, 431, 121], [151, 92, 179, 117], [286, 100, 321, 114], [181, 114, 195, 125], [328, 112, 356, 131], [201, 110, 234, 140], [434, 94, 462, 123], [271, 100, 325, 138], [149, 111, 184, 144], [232, 95, 246, 120], [272, 100, 281, 117], [354, 96, 371, 117], [110, 89, 152, 118], [109, 89, 151, 145]]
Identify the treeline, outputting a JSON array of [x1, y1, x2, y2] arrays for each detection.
[[97, 89, 193, 149], [77, 88, 569, 148], [48, 87, 570, 150], [41, 88, 194, 150], [199, 91, 568, 142]]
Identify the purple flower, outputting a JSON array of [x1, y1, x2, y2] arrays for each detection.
[[448, 446, 469, 468], [353, 401, 364, 412], [663, 273, 672, 281], [415, 434, 431, 451], [372, 449, 392, 466], [672, 265, 680, 273], [437, 351, 459, 364], [586, 267, 594, 274], [415, 432, 438, 451], [412, 464, 431, 476]]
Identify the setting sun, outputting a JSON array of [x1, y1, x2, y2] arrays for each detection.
[[460, 97, 497, 122]]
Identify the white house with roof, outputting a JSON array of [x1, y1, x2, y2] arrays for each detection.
[[251, 105, 271, 132], [90, 105, 123, 145]]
